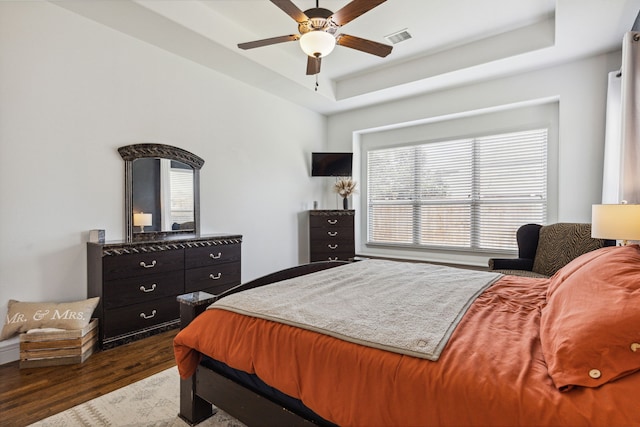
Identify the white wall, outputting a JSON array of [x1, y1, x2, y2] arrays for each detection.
[[0, 2, 325, 361], [327, 50, 623, 265]]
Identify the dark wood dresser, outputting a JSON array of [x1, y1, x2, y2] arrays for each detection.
[[309, 210, 355, 262], [87, 234, 241, 348]]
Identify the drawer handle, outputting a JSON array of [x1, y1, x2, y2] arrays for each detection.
[[139, 310, 157, 320], [327, 219, 338, 225], [328, 231, 338, 237], [139, 284, 156, 293], [139, 260, 157, 269], [209, 273, 222, 280], [328, 244, 338, 250], [209, 252, 222, 259]]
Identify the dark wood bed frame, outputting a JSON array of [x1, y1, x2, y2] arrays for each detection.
[[177, 261, 348, 426]]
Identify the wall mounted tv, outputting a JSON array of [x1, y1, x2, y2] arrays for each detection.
[[311, 152, 353, 176]]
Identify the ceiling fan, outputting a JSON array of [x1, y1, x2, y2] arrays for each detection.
[[238, 0, 393, 76]]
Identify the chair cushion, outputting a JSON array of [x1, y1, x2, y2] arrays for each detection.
[[532, 223, 607, 277]]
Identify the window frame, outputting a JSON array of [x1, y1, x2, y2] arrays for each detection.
[[366, 129, 548, 252], [356, 101, 559, 263]]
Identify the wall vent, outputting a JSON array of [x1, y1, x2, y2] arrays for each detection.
[[385, 28, 412, 45]]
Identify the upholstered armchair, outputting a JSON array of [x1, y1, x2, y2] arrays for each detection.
[[488, 223, 615, 278]]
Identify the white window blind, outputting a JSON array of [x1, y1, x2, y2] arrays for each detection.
[[169, 167, 194, 224], [367, 128, 547, 252]]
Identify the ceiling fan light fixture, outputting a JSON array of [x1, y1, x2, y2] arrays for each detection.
[[299, 30, 336, 58]]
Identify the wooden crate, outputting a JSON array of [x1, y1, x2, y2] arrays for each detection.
[[19, 318, 98, 368]]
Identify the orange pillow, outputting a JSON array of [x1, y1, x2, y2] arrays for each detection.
[[546, 244, 618, 298], [540, 244, 640, 391]]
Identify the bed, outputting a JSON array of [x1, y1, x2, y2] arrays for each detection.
[[173, 245, 640, 426]]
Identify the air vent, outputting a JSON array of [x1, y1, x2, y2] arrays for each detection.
[[385, 28, 412, 45]]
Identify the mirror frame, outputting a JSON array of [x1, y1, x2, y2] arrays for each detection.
[[118, 143, 204, 242]]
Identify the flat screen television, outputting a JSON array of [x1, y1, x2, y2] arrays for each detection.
[[311, 152, 353, 176]]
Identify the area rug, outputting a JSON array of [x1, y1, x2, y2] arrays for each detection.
[[29, 366, 246, 426]]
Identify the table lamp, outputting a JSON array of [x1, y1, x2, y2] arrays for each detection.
[[133, 212, 152, 233], [591, 204, 640, 245]]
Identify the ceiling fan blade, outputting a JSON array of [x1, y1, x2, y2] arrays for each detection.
[[336, 34, 392, 57], [270, 0, 309, 23], [306, 55, 322, 75], [238, 34, 300, 50], [331, 0, 387, 26]]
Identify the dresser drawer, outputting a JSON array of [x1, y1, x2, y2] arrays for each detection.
[[185, 243, 241, 269], [185, 262, 241, 293], [103, 250, 184, 280], [311, 240, 355, 262], [103, 270, 184, 309], [311, 240, 355, 253], [310, 227, 353, 242], [103, 297, 179, 339], [310, 214, 354, 229]]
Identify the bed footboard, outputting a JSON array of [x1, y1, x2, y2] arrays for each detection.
[[177, 261, 348, 426], [193, 365, 319, 426]]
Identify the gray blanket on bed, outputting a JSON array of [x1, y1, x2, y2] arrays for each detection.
[[209, 259, 502, 360]]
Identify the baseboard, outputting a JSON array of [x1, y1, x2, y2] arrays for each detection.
[[0, 338, 20, 365]]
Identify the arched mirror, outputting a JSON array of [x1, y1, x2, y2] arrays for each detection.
[[118, 144, 204, 242]]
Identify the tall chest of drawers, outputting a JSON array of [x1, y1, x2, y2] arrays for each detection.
[[87, 234, 241, 348], [309, 210, 355, 261]]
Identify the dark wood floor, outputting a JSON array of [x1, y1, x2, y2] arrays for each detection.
[[0, 328, 178, 426]]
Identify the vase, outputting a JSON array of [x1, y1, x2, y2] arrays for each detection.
[[343, 197, 348, 210]]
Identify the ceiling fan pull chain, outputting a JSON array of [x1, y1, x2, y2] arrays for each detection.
[[315, 74, 319, 91]]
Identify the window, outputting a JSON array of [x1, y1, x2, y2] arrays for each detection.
[[366, 128, 548, 252], [169, 166, 194, 225]]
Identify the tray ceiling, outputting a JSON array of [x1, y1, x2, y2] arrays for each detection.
[[54, 0, 640, 114]]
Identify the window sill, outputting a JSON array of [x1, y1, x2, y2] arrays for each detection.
[[360, 243, 516, 269]]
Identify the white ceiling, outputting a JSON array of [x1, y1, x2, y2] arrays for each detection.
[[54, 0, 640, 115]]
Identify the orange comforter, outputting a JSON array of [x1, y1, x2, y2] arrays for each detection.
[[174, 275, 640, 426]]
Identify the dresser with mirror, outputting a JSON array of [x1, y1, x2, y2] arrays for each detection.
[[87, 144, 242, 348]]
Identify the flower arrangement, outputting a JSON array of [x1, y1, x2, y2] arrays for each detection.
[[334, 178, 357, 198]]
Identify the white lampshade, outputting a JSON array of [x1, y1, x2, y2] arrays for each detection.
[[299, 30, 336, 58], [133, 212, 153, 227], [591, 204, 640, 242]]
